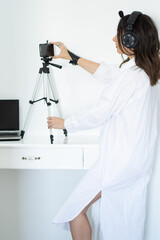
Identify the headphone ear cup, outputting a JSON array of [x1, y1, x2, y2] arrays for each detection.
[[122, 31, 138, 48]]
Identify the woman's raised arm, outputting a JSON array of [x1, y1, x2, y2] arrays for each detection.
[[77, 57, 100, 74], [51, 42, 100, 74]]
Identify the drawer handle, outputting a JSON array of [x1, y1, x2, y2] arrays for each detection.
[[22, 156, 41, 160]]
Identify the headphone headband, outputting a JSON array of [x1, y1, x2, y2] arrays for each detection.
[[126, 11, 142, 31]]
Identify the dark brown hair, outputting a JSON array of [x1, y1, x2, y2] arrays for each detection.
[[117, 13, 160, 86]]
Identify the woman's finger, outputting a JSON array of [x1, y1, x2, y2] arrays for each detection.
[[47, 117, 53, 120], [50, 42, 63, 48], [50, 41, 60, 45]]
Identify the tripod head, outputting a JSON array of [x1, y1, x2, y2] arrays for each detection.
[[41, 57, 62, 69]]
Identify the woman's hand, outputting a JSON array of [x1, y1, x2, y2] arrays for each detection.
[[47, 116, 65, 129], [50, 42, 72, 61]]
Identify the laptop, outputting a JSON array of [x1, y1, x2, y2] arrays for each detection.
[[0, 99, 21, 141]]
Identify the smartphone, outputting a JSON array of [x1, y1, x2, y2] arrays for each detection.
[[39, 43, 54, 57]]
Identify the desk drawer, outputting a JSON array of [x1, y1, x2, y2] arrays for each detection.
[[0, 147, 83, 169]]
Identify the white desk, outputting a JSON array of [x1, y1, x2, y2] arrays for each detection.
[[0, 135, 100, 240], [0, 135, 100, 169], [0, 135, 160, 240]]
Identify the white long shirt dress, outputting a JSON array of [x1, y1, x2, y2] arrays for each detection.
[[51, 57, 158, 240]]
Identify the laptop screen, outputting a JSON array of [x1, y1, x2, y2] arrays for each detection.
[[0, 100, 19, 131]]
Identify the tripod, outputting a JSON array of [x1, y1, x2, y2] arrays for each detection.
[[21, 57, 68, 144]]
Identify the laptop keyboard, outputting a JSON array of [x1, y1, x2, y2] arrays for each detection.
[[0, 132, 19, 137]]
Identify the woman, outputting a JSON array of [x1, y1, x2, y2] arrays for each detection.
[[47, 11, 160, 240]]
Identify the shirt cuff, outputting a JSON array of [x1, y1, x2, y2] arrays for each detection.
[[93, 61, 118, 85], [64, 116, 80, 133], [92, 61, 108, 80]]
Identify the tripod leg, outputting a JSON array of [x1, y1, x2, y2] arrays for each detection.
[[42, 73, 46, 104], [46, 74, 54, 144], [47, 73, 68, 137], [21, 73, 43, 139]]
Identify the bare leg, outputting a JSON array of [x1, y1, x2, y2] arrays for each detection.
[[70, 212, 92, 240], [69, 191, 101, 240]]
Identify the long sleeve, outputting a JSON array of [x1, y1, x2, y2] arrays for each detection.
[[64, 94, 112, 133], [64, 71, 148, 133]]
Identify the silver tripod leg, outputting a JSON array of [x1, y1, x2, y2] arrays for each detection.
[[21, 73, 43, 139], [21, 62, 67, 143], [45, 74, 54, 144], [47, 73, 68, 137]]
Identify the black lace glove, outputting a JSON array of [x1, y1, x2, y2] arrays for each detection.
[[67, 50, 80, 65]]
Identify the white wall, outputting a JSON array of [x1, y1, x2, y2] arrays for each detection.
[[1, 0, 159, 137], [0, 0, 160, 240]]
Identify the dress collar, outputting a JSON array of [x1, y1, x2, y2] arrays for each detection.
[[119, 57, 137, 71]]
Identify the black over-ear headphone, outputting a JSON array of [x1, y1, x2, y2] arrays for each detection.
[[120, 11, 142, 48]]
